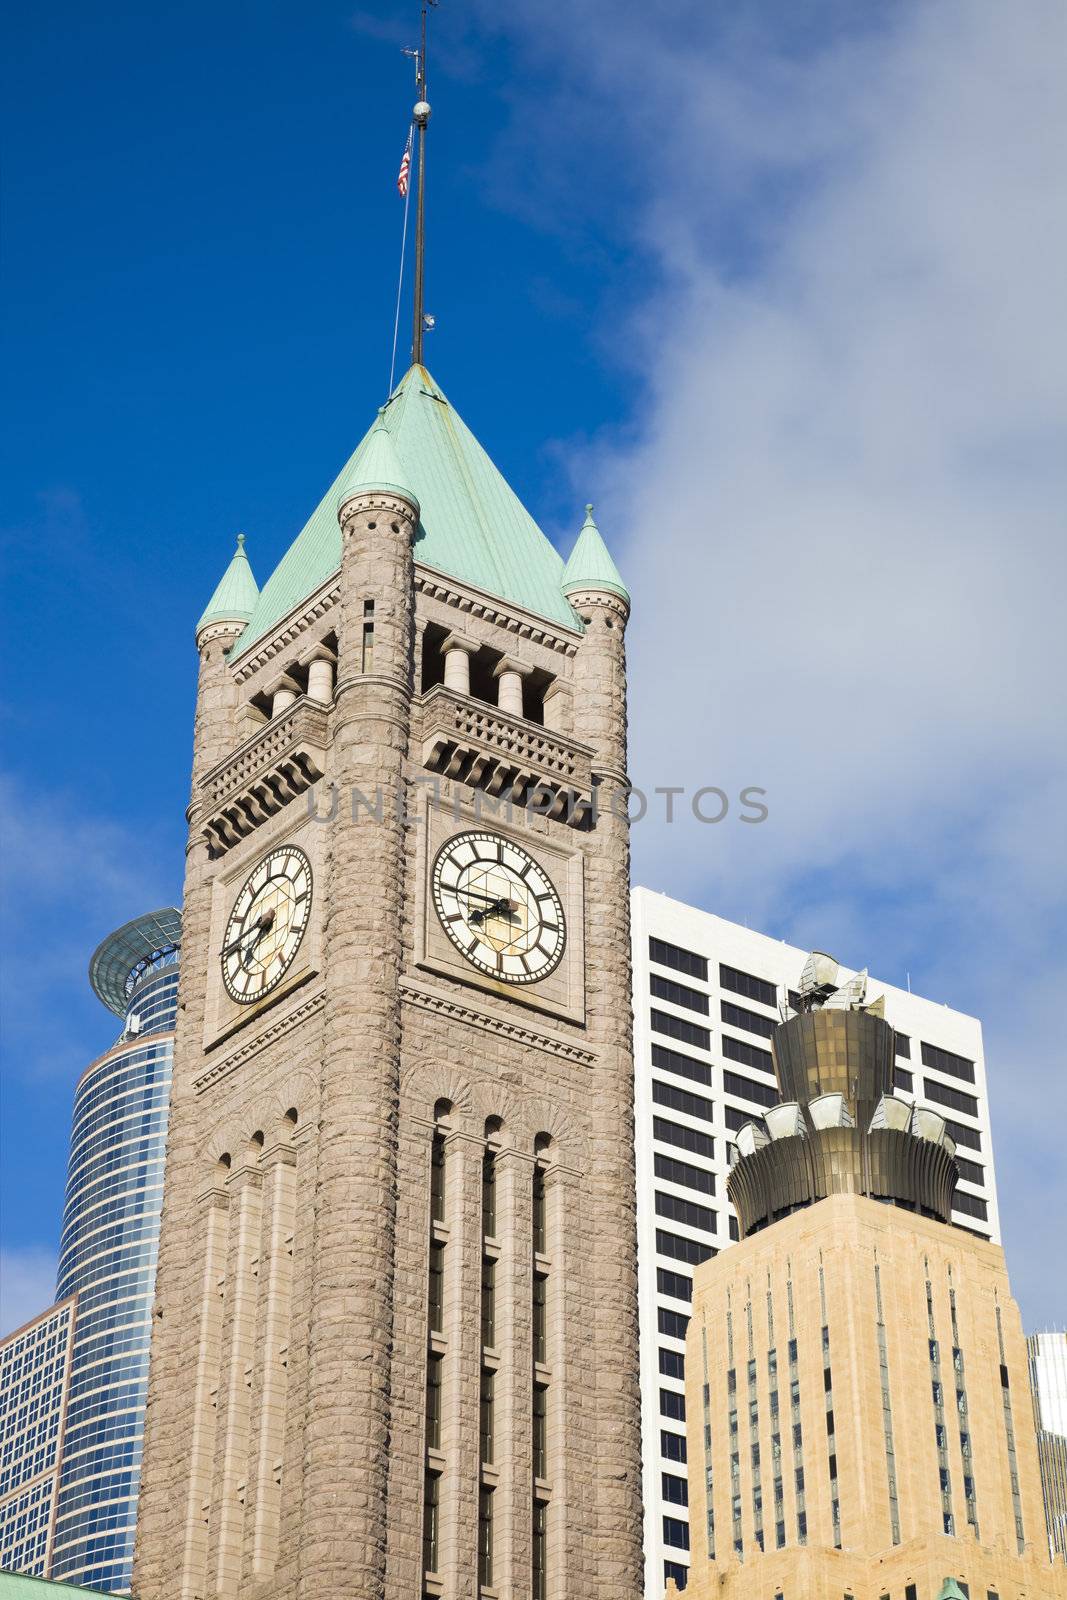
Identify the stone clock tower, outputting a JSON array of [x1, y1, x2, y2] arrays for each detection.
[[133, 365, 643, 1600]]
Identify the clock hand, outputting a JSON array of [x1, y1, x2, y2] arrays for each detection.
[[221, 908, 276, 962]]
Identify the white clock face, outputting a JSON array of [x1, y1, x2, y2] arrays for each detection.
[[432, 831, 566, 985], [222, 845, 312, 1004]]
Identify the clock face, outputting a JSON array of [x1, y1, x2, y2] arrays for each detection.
[[222, 845, 312, 1004], [431, 830, 566, 985]]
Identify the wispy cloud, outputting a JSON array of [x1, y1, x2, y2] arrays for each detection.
[[464, 0, 1067, 1322], [0, 773, 176, 1083]]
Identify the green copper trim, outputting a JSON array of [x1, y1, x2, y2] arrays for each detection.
[[196, 532, 259, 633], [336, 410, 419, 511], [231, 365, 582, 657], [561, 504, 630, 604], [0, 1575, 114, 1599], [937, 1582, 969, 1600]]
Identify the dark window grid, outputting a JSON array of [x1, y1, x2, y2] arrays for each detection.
[[657, 1268, 693, 1303], [722, 1070, 778, 1109], [654, 1153, 715, 1195], [894, 1034, 912, 1059], [923, 1078, 979, 1117], [921, 1042, 976, 1084], [652, 1080, 714, 1124], [720, 999, 776, 1038], [650, 936, 708, 981], [650, 973, 709, 1015], [652, 1043, 713, 1088], [653, 1117, 714, 1160], [651, 1009, 711, 1052], [657, 1229, 715, 1266], [719, 963, 777, 1009], [721, 1033, 775, 1075], [656, 1191, 715, 1232]]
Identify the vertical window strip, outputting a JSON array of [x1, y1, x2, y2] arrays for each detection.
[[819, 1266, 840, 1549], [747, 1346, 764, 1552], [949, 1284, 979, 1539], [787, 1274, 805, 1546], [995, 1303, 1026, 1552], [873, 1264, 901, 1544], [361, 599, 375, 673], [767, 1340, 784, 1549], [727, 1359, 741, 1557], [701, 1321, 715, 1561], [532, 1501, 547, 1600], [926, 1274, 955, 1536], [424, 1120, 446, 1581]]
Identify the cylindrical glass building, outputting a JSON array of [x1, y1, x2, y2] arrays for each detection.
[[49, 908, 181, 1592]]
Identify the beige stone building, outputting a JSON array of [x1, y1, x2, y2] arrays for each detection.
[[678, 958, 1067, 1600], [131, 368, 643, 1600]]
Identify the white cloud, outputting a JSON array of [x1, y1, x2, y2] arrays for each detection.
[[466, 1, 1067, 1322], [0, 1247, 58, 1339]]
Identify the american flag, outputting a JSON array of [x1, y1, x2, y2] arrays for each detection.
[[397, 130, 413, 197]]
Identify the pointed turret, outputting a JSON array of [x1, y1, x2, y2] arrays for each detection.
[[561, 505, 630, 607], [195, 533, 259, 639], [336, 409, 419, 514]]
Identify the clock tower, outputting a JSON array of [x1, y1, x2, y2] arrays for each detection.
[[133, 369, 642, 1600]]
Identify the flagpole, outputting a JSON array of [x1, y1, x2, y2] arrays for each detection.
[[411, 0, 432, 367], [389, 127, 414, 395]]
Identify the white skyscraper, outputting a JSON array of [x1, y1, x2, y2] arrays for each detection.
[[630, 887, 1001, 1597], [1028, 1330, 1067, 1562]]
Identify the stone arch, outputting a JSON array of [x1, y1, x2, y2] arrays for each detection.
[[467, 1081, 521, 1146], [518, 1095, 587, 1170], [401, 1060, 474, 1126], [201, 1115, 248, 1170], [264, 1070, 318, 1141]]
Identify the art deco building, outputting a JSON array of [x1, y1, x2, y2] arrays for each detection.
[[629, 891, 1000, 1595], [132, 362, 642, 1600], [677, 955, 1067, 1600], [1029, 1332, 1067, 1563]]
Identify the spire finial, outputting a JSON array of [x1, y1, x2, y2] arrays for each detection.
[[411, 0, 436, 368], [236, 532, 246, 551]]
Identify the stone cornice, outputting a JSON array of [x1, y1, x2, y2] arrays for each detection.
[[230, 578, 341, 684], [192, 990, 326, 1094], [399, 978, 595, 1065], [414, 565, 582, 656]]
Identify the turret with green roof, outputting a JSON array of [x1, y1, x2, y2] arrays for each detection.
[[196, 532, 259, 639], [561, 504, 630, 606]]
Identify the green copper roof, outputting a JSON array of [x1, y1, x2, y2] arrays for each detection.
[[197, 533, 259, 633], [561, 504, 630, 604], [231, 365, 580, 656], [937, 1583, 969, 1600], [0, 1574, 113, 1598], [337, 410, 418, 509]]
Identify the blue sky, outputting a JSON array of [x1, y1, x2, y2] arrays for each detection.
[[3, 1, 1065, 1331]]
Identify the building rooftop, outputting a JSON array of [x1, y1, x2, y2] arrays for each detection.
[[196, 532, 259, 634], [87, 907, 182, 1018], [0, 1575, 115, 1599], [230, 363, 590, 655]]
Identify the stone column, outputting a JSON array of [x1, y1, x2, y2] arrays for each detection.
[[442, 632, 479, 695], [385, 1113, 434, 1600], [209, 1158, 264, 1596], [543, 1159, 583, 1600], [567, 583, 643, 1600], [134, 614, 244, 1600], [301, 644, 337, 707], [493, 656, 532, 718], [495, 1145, 535, 1600], [438, 1130, 484, 1600], [298, 479, 418, 1600], [267, 673, 300, 718], [244, 1139, 297, 1583], [179, 1182, 229, 1600]]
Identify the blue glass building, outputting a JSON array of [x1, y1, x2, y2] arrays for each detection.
[[47, 909, 181, 1593]]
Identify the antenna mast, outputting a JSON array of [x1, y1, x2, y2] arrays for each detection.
[[411, 1, 434, 367]]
